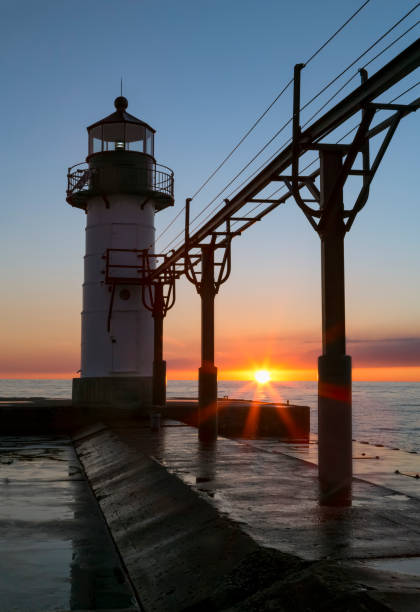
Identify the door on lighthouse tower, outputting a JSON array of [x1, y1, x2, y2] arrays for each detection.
[[110, 223, 138, 374]]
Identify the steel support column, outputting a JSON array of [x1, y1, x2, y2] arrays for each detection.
[[318, 150, 352, 506], [198, 245, 218, 442], [152, 283, 166, 407]]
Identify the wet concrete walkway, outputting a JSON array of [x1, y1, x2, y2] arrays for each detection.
[[247, 434, 420, 499], [0, 435, 139, 611], [113, 423, 420, 562], [96, 421, 420, 610], [1, 404, 419, 610]]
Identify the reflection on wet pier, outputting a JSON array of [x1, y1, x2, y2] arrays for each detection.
[[0, 436, 138, 611], [1, 400, 419, 611], [74, 419, 420, 610]]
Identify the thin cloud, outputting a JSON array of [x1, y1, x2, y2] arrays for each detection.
[[167, 357, 198, 369], [350, 337, 420, 367]]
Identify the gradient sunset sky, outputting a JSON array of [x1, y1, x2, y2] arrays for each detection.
[[1, 0, 419, 381]]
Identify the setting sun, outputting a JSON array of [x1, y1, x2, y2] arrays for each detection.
[[254, 369, 271, 384]]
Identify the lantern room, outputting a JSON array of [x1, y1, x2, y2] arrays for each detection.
[[66, 96, 174, 211], [87, 96, 155, 156]]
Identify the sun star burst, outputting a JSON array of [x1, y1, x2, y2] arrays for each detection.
[[254, 369, 271, 384]]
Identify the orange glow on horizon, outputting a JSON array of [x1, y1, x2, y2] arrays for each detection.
[[0, 372, 78, 380], [352, 367, 420, 382], [0, 367, 419, 382], [218, 366, 420, 383]]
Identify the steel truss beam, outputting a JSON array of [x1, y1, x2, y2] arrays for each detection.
[[147, 39, 419, 280], [285, 54, 418, 505]]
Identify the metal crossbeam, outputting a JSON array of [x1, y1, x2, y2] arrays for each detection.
[[148, 39, 419, 280]]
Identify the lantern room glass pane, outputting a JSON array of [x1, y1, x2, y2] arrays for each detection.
[[89, 125, 103, 155], [103, 123, 126, 150], [146, 129, 154, 156], [88, 122, 153, 155], [126, 124, 145, 152]]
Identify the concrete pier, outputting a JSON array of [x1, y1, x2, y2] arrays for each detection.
[[1, 399, 419, 611], [164, 397, 310, 439], [0, 397, 310, 438], [74, 421, 420, 611]]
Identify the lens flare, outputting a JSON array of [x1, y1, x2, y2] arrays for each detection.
[[254, 369, 271, 384]]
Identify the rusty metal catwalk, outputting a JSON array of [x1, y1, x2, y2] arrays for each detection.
[[149, 38, 419, 273], [139, 39, 419, 504], [97, 39, 419, 505]]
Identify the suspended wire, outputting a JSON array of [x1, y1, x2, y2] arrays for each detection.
[[208, 15, 419, 221], [228, 18, 419, 209], [154, 0, 373, 248], [189, 0, 372, 202], [167, 79, 420, 253], [300, 6, 420, 114], [178, 5, 419, 239], [189, 80, 293, 200], [159, 124, 293, 252], [363, 21, 419, 69], [173, 127, 308, 245], [154, 86, 292, 249], [159, 3, 419, 253], [163, 84, 419, 254], [389, 79, 420, 101], [305, 0, 373, 64], [152, 207, 186, 251], [229, 81, 420, 233], [191, 121, 291, 219], [231, 82, 420, 230], [301, 21, 419, 131]]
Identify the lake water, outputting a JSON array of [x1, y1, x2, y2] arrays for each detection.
[[0, 379, 419, 453]]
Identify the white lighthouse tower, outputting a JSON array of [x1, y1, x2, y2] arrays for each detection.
[[67, 96, 174, 408]]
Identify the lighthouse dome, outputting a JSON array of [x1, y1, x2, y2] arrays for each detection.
[[67, 96, 173, 211], [87, 97, 155, 157]]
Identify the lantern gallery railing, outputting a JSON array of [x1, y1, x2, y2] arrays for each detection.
[[66, 161, 174, 201], [67, 163, 91, 195], [152, 163, 174, 199]]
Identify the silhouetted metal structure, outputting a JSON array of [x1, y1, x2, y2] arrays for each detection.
[[141, 255, 179, 408], [144, 40, 419, 502], [104, 250, 182, 407], [184, 200, 233, 441], [65, 41, 419, 504]]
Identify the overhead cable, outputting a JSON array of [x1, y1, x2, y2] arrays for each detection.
[[189, 0, 372, 202], [164, 79, 420, 254], [159, 4, 418, 253], [178, 5, 419, 241], [155, 0, 373, 248], [230, 82, 420, 232], [300, 20, 419, 131]]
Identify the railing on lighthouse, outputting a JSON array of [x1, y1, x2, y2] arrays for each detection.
[[66, 95, 174, 211], [66, 161, 174, 208]]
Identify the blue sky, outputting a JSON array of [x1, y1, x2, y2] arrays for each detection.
[[0, 0, 419, 378]]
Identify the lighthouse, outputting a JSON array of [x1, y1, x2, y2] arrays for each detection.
[[66, 96, 174, 408]]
